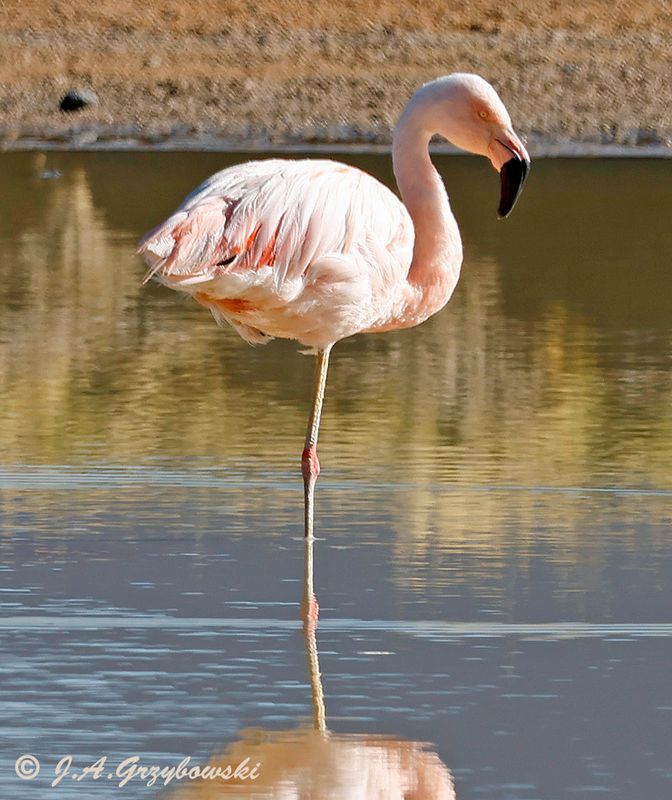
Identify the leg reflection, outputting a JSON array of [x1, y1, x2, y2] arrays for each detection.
[[301, 533, 326, 734]]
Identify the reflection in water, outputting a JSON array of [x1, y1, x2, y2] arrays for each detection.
[[167, 538, 455, 800], [302, 536, 327, 734], [166, 729, 454, 800]]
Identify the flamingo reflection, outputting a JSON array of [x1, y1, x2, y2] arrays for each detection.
[[166, 538, 455, 799]]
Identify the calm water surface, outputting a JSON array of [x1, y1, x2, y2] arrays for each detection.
[[0, 152, 671, 799]]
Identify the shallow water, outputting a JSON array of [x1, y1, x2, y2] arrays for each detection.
[[0, 151, 671, 799]]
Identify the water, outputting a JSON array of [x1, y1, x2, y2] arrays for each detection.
[[0, 151, 671, 799]]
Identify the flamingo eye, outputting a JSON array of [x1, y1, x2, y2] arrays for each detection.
[[479, 110, 488, 119]]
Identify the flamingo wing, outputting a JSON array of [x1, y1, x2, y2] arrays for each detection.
[[138, 159, 414, 347]]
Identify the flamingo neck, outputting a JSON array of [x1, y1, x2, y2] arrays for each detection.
[[392, 104, 463, 323]]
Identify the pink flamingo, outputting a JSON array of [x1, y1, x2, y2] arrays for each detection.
[[139, 73, 530, 542]]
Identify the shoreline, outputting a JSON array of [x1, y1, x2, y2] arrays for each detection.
[[3, 133, 671, 158]]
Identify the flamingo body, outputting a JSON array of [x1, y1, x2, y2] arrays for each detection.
[[139, 158, 419, 349]]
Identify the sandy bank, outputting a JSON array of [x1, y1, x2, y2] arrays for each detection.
[[1, 0, 671, 152]]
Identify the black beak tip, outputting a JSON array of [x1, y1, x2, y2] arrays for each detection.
[[497, 156, 530, 219]]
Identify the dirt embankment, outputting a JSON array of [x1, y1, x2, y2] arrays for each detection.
[[1, 0, 671, 150]]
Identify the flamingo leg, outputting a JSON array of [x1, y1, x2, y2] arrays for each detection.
[[302, 345, 332, 540]]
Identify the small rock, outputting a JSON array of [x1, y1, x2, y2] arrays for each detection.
[[59, 89, 98, 113]]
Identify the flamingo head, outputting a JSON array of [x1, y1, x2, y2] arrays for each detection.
[[416, 73, 531, 218]]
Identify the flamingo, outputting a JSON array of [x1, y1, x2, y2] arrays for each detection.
[[138, 73, 530, 541]]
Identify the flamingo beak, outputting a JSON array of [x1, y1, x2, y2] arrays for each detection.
[[496, 139, 530, 219]]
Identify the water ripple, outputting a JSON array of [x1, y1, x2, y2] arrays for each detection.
[[2, 615, 672, 640]]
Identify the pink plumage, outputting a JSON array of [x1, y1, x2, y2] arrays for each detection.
[[139, 158, 415, 349]]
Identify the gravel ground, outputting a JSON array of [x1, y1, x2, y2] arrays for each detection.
[[1, 0, 671, 151]]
